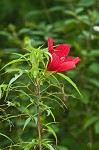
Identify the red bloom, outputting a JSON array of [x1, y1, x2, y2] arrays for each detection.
[[47, 37, 80, 72]]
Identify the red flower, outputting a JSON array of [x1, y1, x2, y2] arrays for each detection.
[[47, 37, 80, 72]]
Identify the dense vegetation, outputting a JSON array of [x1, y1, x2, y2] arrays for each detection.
[[0, 0, 99, 149]]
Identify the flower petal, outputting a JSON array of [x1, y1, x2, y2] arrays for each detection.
[[47, 38, 81, 73], [48, 37, 54, 54], [47, 53, 60, 71], [55, 44, 70, 57], [65, 57, 81, 64], [56, 61, 76, 72]]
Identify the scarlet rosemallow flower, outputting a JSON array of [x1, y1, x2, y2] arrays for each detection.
[[47, 37, 80, 72]]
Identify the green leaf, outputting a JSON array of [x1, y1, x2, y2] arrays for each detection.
[[0, 87, 2, 99], [79, 0, 94, 7], [0, 84, 7, 99], [30, 98, 34, 103], [49, 109, 56, 122], [88, 78, 99, 87], [89, 50, 99, 57], [80, 90, 90, 104], [94, 121, 99, 134], [0, 59, 25, 71], [24, 139, 35, 150], [19, 90, 32, 100], [58, 145, 69, 150], [45, 125, 57, 145], [43, 143, 56, 150], [83, 116, 99, 130], [64, 10, 77, 17], [46, 109, 51, 116], [40, 102, 56, 122], [0, 132, 14, 143], [23, 116, 31, 130], [18, 28, 32, 35], [51, 74, 60, 85], [88, 63, 99, 74], [33, 116, 38, 124], [75, 8, 84, 14], [6, 68, 23, 73], [58, 73, 82, 98], [45, 51, 52, 60], [9, 72, 23, 86], [0, 31, 13, 39], [49, 6, 63, 12], [46, 144, 56, 150], [12, 52, 30, 61]]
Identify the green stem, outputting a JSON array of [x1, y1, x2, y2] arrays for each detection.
[[35, 79, 42, 150]]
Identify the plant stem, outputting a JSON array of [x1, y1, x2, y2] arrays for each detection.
[[35, 79, 42, 150]]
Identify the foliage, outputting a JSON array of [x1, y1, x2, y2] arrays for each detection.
[[0, 38, 81, 149], [0, 0, 99, 149]]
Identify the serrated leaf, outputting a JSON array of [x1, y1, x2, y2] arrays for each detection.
[[23, 116, 31, 130], [58, 73, 82, 98]]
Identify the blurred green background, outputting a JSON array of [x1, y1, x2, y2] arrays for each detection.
[[0, 0, 99, 149]]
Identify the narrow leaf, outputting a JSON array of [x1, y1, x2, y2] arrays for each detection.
[[83, 116, 99, 130], [58, 73, 82, 98], [43, 143, 56, 150], [9, 72, 23, 86], [0, 132, 13, 143], [94, 121, 99, 134], [23, 116, 31, 130], [0, 59, 25, 71], [46, 125, 57, 145]]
